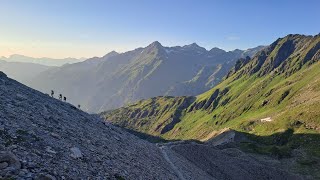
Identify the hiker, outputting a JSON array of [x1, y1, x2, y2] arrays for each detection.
[[59, 94, 62, 100], [51, 90, 54, 97], [63, 96, 66, 102]]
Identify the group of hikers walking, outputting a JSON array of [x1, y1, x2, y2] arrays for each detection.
[[50, 90, 81, 109], [51, 90, 66, 101]]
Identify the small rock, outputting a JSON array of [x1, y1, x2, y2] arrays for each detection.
[[0, 162, 8, 169], [70, 147, 83, 159], [292, 120, 304, 127], [18, 168, 28, 176], [8, 145, 18, 151], [45, 147, 57, 154], [36, 174, 56, 180], [50, 133, 60, 139], [27, 162, 37, 169], [105, 160, 113, 166], [114, 136, 120, 141], [0, 151, 21, 170], [261, 100, 269, 106], [16, 93, 27, 101], [25, 172, 33, 178]]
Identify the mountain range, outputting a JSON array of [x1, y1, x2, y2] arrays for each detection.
[[0, 60, 51, 85], [27, 42, 264, 112], [0, 71, 301, 179], [0, 54, 85, 67], [1, 33, 319, 179], [102, 34, 320, 178]]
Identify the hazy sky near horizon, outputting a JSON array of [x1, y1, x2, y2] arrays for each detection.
[[0, 0, 319, 58]]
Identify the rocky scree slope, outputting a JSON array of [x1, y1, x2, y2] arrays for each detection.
[[0, 71, 179, 179], [29, 42, 263, 112], [103, 34, 320, 178], [160, 139, 302, 180]]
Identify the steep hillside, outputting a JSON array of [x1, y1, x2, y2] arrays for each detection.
[[29, 42, 263, 112], [0, 71, 302, 179], [0, 71, 178, 179], [0, 60, 51, 85], [103, 34, 320, 178], [104, 34, 320, 138]]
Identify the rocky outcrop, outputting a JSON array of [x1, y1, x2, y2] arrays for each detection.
[[303, 41, 320, 64], [0, 151, 21, 170], [103, 96, 196, 136], [226, 34, 320, 79]]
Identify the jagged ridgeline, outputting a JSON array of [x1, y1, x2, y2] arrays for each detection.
[[102, 34, 320, 140], [29, 42, 263, 112]]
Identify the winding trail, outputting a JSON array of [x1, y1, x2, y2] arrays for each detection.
[[159, 146, 186, 180]]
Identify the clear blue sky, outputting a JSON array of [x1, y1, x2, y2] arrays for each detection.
[[0, 0, 319, 58]]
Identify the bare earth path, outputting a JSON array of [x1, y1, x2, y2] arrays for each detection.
[[158, 142, 215, 180], [159, 146, 186, 180], [157, 137, 302, 180]]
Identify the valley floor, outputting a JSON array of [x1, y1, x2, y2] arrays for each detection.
[[154, 131, 305, 180]]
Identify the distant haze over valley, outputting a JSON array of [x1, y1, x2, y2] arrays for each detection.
[[0, 41, 265, 112], [14, 42, 264, 112], [0, 54, 86, 67]]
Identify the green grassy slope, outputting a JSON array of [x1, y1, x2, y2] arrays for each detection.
[[102, 34, 320, 178], [103, 96, 195, 136], [103, 34, 320, 139]]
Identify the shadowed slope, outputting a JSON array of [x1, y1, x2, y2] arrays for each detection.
[[0, 71, 178, 179]]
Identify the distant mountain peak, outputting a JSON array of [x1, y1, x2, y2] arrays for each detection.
[[209, 47, 226, 54], [143, 41, 165, 54], [230, 49, 243, 54], [109, 50, 119, 54], [148, 41, 163, 49], [183, 43, 207, 52], [190, 42, 200, 47], [10, 54, 28, 58], [184, 42, 200, 48], [103, 50, 119, 58]]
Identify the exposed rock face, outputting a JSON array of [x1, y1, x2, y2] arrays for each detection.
[[102, 96, 196, 136], [0, 72, 178, 179], [229, 34, 320, 78]]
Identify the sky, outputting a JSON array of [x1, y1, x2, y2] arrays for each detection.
[[0, 0, 319, 59]]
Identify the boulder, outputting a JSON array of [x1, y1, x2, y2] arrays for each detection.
[[70, 147, 83, 159]]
